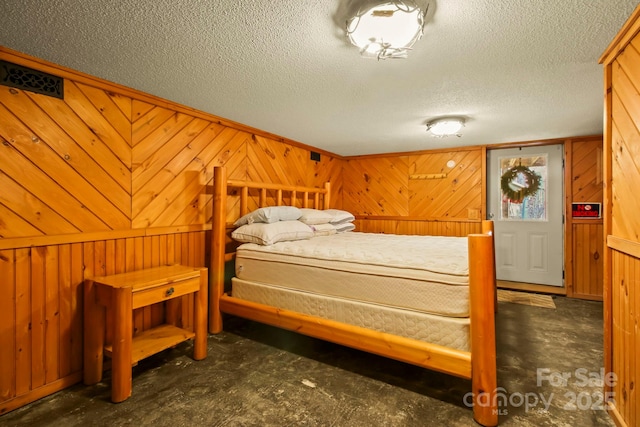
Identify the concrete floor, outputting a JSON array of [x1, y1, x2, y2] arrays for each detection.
[[1, 296, 613, 427]]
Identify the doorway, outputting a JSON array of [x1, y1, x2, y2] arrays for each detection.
[[487, 145, 564, 287]]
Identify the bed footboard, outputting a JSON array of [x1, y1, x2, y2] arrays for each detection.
[[209, 166, 498, 426]]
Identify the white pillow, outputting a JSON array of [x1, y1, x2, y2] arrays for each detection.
[[233, 206, 302, 227], [335, 222, 355, 233], [231, 220, 313, 245], [299, 208, 334, 225], [311, 223, 337, 237], [324, 209, 355, 224]]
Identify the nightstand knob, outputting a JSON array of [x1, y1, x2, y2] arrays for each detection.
[[166, 287, 174, 297]]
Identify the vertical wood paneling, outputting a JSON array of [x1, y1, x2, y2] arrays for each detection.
[[44, 246, 59, 384], [30, 247, 45, 390], [601, 8, 640, 426], [58, 244, 72, 378], [14, 248, 30, 396], [568, 138, 604, 300], [612, 250, 636, 424], [70, 243, 83, 374], [572, 223, 604, 299], [0, 231, 207, 414], [0, 250, 16, 401]]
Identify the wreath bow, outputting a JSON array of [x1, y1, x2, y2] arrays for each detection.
[[500, 165, 541, 203]]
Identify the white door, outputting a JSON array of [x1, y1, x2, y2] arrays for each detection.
[[487, 145, 564, 287]]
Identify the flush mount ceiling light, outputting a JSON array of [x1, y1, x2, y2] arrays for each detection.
[[426, 117, 465, 137], [346, 1, 427, 60]]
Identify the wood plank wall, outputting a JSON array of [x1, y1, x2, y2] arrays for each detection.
[[344, 148, 484, 236], [566, 137, 604, 300], [0, 43, 610, 415], [0, 47, 343, 414], [600, 6, 640, 427]]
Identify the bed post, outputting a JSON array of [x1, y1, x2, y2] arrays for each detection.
[[481, 220, 498, 313], [323, 182, 331, 208], [210, 166, 227, 334], [469, 222, 498, 426]]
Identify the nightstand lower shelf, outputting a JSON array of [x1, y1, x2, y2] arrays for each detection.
[[104, 324, 196, 364]]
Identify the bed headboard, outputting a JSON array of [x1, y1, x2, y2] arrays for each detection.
[[209, 165, 331, 332]]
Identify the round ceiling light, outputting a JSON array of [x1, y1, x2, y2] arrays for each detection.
[[426, 118, 465, 137], [346, 1, 426, 59]]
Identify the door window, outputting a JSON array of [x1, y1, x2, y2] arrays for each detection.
[[499, 155, 547, 221]]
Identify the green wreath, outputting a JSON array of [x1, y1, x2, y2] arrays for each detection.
[[500, 165, 542, 203]]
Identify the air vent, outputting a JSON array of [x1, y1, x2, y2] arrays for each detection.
[[0, 60, 64, 99], [310, 151, 321, 162]]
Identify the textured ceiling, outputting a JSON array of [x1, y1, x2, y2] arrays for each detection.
[[0, 0, 638, 156]]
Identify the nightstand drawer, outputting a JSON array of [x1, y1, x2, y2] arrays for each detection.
[[132, 277, 200, 309]]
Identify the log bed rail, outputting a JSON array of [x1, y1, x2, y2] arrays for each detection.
[[209, 166, 498, 426]]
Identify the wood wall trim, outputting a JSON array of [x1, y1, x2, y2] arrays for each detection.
[[484, 135, 602, 149], [599, 3, 640, 65], [355, 216, 482, 223], [344, 145, 484, 160], [0, 224, 212, 250], [0, 46, 341, 160], [602, 59, 614, 401], [0, 372, 82, 415], [564, 140, 574, 297], [608, 235, 640, 259]]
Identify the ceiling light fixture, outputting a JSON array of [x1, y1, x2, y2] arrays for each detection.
[[346, 1, 427, 60], [426, 117, 465, 137]]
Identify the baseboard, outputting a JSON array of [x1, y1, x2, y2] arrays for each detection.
[[0, 372, 82, 415]]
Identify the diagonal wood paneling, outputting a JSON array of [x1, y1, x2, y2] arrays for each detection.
[[611, 51, 640, 241], [65, 81, 132, 167], [131, 106, 177, 146], [75, 82, 132, 146], [343, 157, 409, 216], [244, 135, 336, 209], [25, 86, 131, 192], [247, 135, 303, 186], [314, 155, 343, 209], [409, 149, 482, 219], [0, 92, 131, 233], [571, 139, 603, 203], [131, 116, 250, 228], [0, 88, 131, 219]]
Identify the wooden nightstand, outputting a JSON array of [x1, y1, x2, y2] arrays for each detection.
[[83, 264, 208, 402]]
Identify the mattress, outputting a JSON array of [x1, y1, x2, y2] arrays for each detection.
[[234, 232, 470, 317], [231, 277, 470, 352]]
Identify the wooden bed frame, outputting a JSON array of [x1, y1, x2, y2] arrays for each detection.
[[209, 166, 498, 426]]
